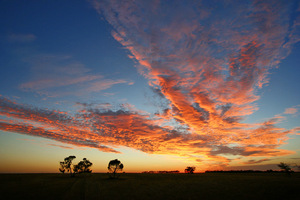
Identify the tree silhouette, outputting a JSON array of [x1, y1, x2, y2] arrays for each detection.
[[59, 162, 65, 173], [185, 166, 195, 174], [108, 159, 124, 178], [73, 158, 93, 174], [278, 162, 292, 175], [59, 155, 76, 176]]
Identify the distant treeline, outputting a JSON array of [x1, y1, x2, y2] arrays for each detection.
[[142, 170, 180, 174], [205, 170, 293, 173], [142, 170, 292, 174]]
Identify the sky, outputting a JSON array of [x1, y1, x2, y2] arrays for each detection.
[[0, 0, 300, 173]]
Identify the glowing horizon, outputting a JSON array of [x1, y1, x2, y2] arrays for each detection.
[[0, 0, 299, 173]]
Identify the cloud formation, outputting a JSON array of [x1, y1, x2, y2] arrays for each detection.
[[7, 33, 36, 43], [242, 158, 271, 165], [0, 0, 299, 169], [284, 107, 298, 115], [91, 0, 299, 134], [0, 96, 295, 167], [20, 54, 130, 97]]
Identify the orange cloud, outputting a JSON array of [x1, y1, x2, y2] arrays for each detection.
[[1, 0, 298, 168], [90, 0, 298, 165], [0, 96, 296, 167], [91, 1, 295, 137]]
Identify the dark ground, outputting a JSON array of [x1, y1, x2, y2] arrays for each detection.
[[0, 173, 299, 200]]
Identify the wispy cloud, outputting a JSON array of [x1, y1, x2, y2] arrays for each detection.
[[47, 143, 74, 149], [7, 33, 36, 43], [0, 0, 298, 169], [16, 138, 36, 142], [0, 97, 295, 168], [242, 158, 271, 165], [19, 54, 130, 97], [91, 0, 298, 164], [284, 107, 298, 115], [91, 0, 299, 136]]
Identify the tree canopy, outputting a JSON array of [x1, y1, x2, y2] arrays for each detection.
[[59, 156, 93, 176], [108, 159, 124, 178], [185, 166, 195, 174], [59, 155, 76, 176], [278, 162, 292, 175], [73, 158, 93, 173]]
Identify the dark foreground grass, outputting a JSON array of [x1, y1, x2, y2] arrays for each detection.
[[0, 173, 299, 200]]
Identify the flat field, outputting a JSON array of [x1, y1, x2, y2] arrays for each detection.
[[0, 173, 299, 200]]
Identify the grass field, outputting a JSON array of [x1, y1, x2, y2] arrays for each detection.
[[0, 173, 299, 200]]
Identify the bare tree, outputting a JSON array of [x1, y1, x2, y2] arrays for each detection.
[[108, 159, 124, 178]]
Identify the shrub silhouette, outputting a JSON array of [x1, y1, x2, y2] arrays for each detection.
[[108, 159, 124, 178], [185, 166, 195, 174], [73, 158, 93, 174], [59, 155, 76, 176]]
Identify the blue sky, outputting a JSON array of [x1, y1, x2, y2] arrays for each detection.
[[0, 0, 299, 172]]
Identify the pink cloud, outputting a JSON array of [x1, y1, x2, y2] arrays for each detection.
[[284, 107, 298, 115]]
